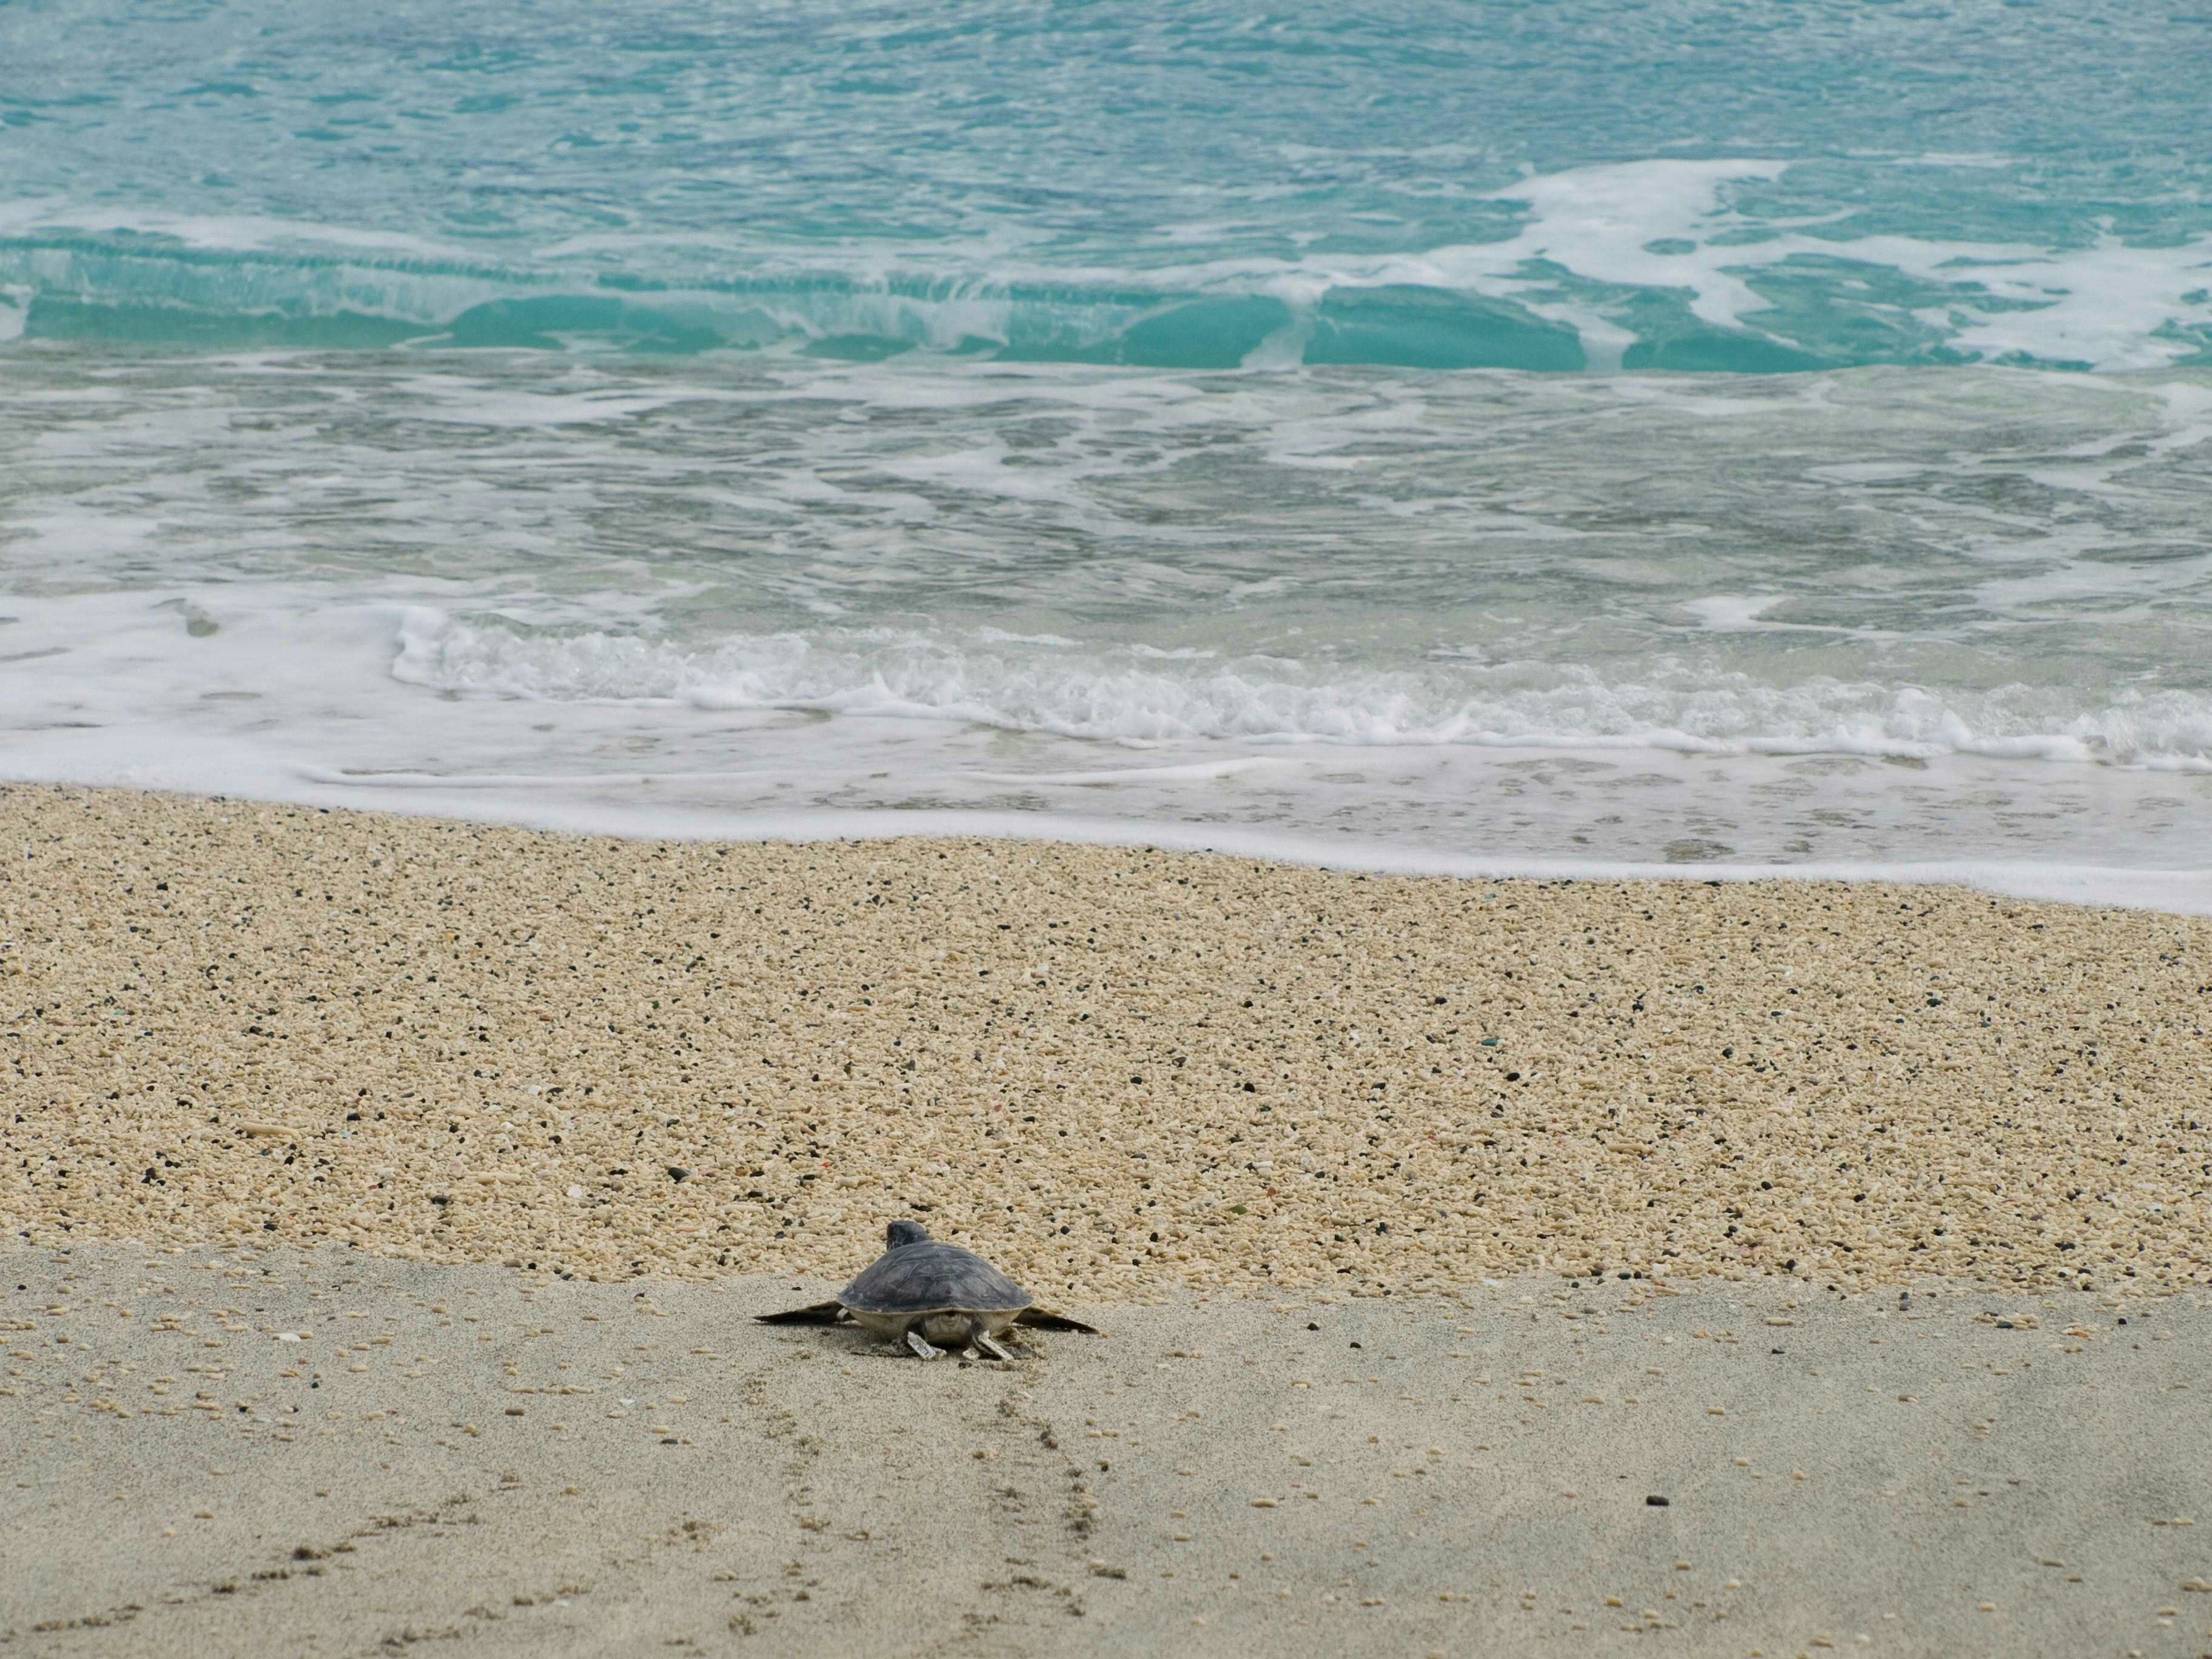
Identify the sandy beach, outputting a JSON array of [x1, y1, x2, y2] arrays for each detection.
[[5, 783, 2212, 1654], [6, 1241, 2211, 1656], [6, 785, 2208, 1295], [13, 1, 2212, 1653]]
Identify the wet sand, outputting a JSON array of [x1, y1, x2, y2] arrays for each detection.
[[5, 1239, 2210, 1656]]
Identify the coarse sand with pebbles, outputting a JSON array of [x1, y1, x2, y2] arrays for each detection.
[[3, 784, 2210, 1298]]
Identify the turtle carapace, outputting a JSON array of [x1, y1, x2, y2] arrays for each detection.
[[757, 1221, 1101, 1359]]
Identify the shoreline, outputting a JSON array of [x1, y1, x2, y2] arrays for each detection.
[[6, 782, 2209, 1301], [196, 785, 2212, 922], [7, 745, 2211, 918]]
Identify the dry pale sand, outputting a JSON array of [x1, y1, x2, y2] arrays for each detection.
[[4, 785, 2210, 1297], [6, 783, 2212, 1655], [4, 1239, 2211, 1657]]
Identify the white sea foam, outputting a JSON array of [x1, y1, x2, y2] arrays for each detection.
[[1, 586, 2206, 915], [389, 608, 2212, 770], [1238, 158, 2212, 373], [4, 353, 2209, 914]]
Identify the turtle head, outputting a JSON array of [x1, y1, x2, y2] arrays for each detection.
[[885, 1218, 931, 1250]]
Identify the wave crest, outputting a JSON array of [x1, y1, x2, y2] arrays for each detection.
[[9, 156, 2210, 371], [391, 609, 2212, 768]]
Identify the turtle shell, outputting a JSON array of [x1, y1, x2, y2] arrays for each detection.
[[839, 1238, 1031, 1317]]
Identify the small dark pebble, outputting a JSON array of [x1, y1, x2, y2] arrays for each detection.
[[1646, 1495, 1669, 1507]]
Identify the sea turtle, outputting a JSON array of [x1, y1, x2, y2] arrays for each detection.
[[757, 1219, 1100, 1360]]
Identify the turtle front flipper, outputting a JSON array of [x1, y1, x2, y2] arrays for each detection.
[[755, 1300, 851, 1325], [1014, 1308, 1102, 1335]]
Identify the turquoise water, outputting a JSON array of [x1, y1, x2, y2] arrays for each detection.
[[3, 1, 2210, 904], [6, 0, 2211, 369]]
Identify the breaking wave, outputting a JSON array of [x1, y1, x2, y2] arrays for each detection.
[[392, 609, 2212, 769], [7, 159, 2210, 372]]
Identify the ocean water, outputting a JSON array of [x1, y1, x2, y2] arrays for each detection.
[[3, 0, 2210, 908]]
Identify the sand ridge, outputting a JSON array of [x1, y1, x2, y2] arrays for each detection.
[[3, 784, 2210, 1297]]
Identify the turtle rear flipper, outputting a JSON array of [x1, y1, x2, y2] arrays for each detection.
[[755, 1300, 851, 1325], [1014, 1308, 1102, 1335]]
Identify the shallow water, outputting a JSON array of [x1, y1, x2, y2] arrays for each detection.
[[7, 0, 2211, 370], [3, 1, 2210, 906]]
